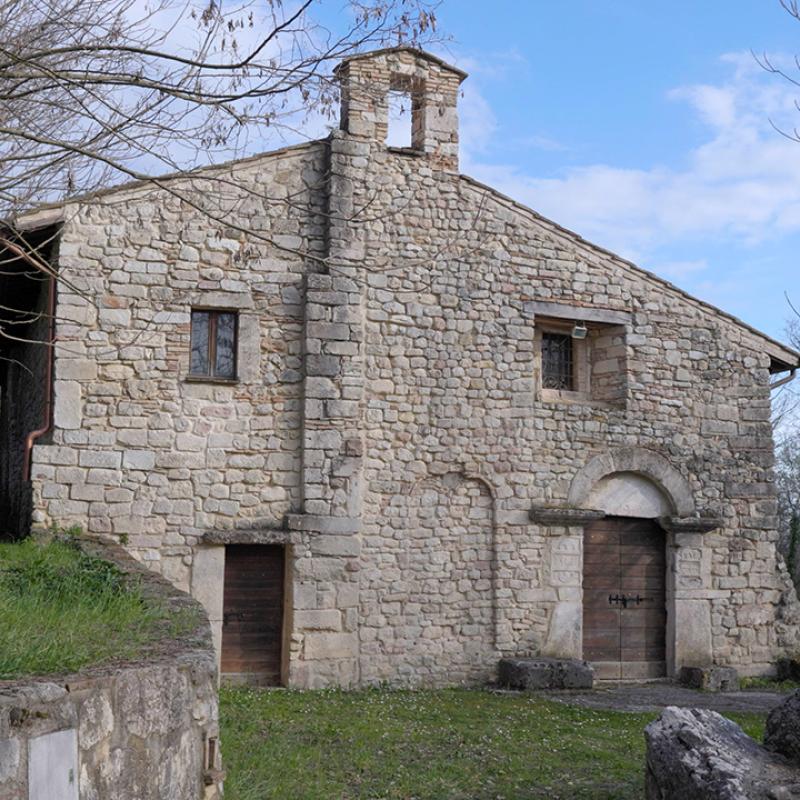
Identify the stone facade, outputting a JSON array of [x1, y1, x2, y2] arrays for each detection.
[[7, 46, 800, 687]]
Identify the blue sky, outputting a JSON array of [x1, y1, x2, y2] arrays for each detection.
[[421, 1, 800, 342]]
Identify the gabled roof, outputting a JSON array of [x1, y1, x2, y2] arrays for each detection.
[[6, 140, 320, 232], [6, 125, 797, 373], [458, 173, 800, 373]]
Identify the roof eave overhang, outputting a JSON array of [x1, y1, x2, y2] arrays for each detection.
[[768, 344, 800, 374], [5, 206, 65, 234]]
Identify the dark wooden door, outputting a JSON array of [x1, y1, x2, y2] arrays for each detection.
[[583, 518, 666, 680], [221, 545, 285, 685]]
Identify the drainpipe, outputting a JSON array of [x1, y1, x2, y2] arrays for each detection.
[[771, 368, 797, 391], [22, 274, 56, 481]]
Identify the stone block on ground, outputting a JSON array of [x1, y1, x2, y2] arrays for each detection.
[[644, 706, 799, 800], [678, 665, 740, 692], [777, 659, 800, 683], [497, 657, 593, 691]]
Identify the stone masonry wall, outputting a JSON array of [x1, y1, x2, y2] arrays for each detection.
[[360, 472, 495, 686], [336, 49, 800, 680], [29, 143, 326, 591]]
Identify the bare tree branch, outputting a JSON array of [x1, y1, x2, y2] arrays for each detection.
[[0, 0, 442, 365]]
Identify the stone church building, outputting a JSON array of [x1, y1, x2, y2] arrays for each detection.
[[2, 47, 799, 686]]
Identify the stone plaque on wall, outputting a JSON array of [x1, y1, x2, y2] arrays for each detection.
[[28, 728, 78, 800]]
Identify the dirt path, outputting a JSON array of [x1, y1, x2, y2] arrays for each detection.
[[540, 682, 788, 714]]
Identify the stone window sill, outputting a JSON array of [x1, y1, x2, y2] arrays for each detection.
[[538, 389, 621, 410], [542, 388, 588, 403], [184, 375, 239, 385]]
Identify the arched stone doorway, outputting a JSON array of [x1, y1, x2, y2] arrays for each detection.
[[531, 447, 721, 678], [568, 448, 695, 517], [583, 471, 673, 680]]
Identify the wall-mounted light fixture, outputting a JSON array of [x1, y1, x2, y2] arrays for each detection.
[[571, 321, 588, 340]]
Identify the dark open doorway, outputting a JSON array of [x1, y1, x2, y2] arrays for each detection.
[[0, 225, 59, 540]]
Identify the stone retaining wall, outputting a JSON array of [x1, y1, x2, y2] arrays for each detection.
[[0, 537, 222, 800]]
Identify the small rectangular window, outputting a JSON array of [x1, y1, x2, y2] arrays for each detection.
[[542, 332, 574, 391], [190, 309, 238, 380]]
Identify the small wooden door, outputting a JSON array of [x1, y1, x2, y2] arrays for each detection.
[[221, 545, 285, 685], [583, 517, 666, 680]]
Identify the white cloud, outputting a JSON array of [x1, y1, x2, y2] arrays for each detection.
[[458, 84, 498, 154], [650, 259, 710, 280], [511, 134, 567, 152], [448, 48, 528, 82], [459, 52, 800, 268], [669, 84, 737, 129], [448, 48, 567, 157]]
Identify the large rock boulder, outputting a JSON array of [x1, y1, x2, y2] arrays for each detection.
[[644, 706, 800, 800], [765, 690, 800, 765]]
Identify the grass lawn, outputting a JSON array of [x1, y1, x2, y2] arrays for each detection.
[[220, 687, 767, 800], [0, 536, 197, 679]]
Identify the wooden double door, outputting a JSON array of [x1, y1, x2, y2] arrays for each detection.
[[221, 545, 285, 685], [582, 517, 667, 680]]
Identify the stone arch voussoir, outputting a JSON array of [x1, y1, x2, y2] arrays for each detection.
[[421, 460, 513, 505]]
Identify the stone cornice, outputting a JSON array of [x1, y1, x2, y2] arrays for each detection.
[[201, 514, 363, 544], [527, 507, 723, 534], [286, 514, 361, 534], [659, 516, 723, 534]]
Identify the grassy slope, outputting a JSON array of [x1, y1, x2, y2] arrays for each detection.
[[0, 537, 196, 678], [220, 687, 767, 800]]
